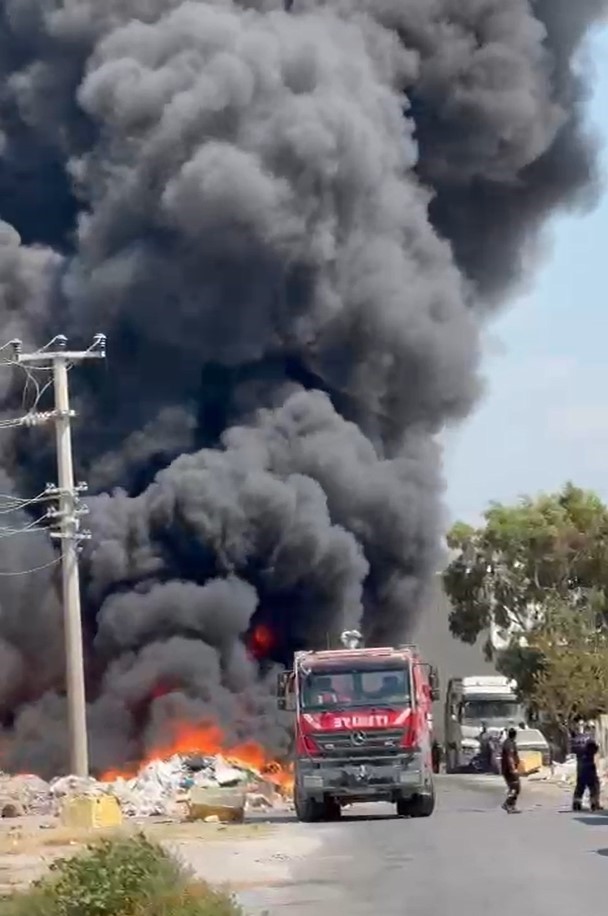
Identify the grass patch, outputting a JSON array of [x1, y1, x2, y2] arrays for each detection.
[[0, 834, 243, 916]]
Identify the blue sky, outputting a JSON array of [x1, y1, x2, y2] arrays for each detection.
[[444, 25, 608, 525]]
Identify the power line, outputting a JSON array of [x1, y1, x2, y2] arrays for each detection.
[[0, 409, 62, 429], [0, 508, 53, 535], [0, 555, 63, 577], [0, 520, 49, 539], [0, 490, 51, 514]]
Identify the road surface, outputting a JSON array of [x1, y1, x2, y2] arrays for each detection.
[[234, 775, 608, 915]]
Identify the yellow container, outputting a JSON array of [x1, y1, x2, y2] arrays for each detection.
[[60, 795, 123, 830], [518, 750, 543, 776]]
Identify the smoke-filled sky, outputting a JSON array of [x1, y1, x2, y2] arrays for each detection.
[[445, 25, 608, 524], [0, 0, 605, 776]]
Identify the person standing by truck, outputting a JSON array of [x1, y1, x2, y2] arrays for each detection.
[[478, 723, 493, 772], [570, 718, 588, 759], [501, 727, 521, 813], [572, 721, 601, 812]]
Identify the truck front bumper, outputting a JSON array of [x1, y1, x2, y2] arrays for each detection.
[[296, 752, 430, 803]]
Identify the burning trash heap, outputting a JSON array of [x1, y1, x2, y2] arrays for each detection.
[[0, 752, 291, 821]]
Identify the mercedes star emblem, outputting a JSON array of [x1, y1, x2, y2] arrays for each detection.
[[351, 730, 366, 746]]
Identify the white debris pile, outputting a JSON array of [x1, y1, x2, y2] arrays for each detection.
[[0, 754, 290, 819], [51, 775, 106, 799], [526, 766, 553, 782], [197, 756, 252, 788], [106, 756, 186, 817], [551, 756, 578, 785], [526, 754, 608, 791], [527, 755, 608, 794], [112, 754, 291, 816], [0, 774, 54, 817]]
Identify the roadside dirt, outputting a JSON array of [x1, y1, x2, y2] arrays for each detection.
[[0, 812, 318, 898]]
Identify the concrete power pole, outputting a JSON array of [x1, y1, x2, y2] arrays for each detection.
[[12, 334, 106, 776]]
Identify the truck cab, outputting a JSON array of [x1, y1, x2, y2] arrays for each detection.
[[278, 634, 439, 822], [444, 675, 526, 772]]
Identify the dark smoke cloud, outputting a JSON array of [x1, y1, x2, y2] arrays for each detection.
[[0, 0, 604, 776]]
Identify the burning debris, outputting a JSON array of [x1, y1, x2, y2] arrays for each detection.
[[0, 752, 291, 821], [0, 0, 604, 774]]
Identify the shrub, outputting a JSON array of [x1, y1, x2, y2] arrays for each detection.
[[0, 834, 243, 916], [130, 877, 244, 916]]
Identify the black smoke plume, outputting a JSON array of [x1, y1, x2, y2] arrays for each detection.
[[0, 0, 604, 776]]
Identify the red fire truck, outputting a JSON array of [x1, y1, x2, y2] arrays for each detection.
[[277, 631, 440, 822]]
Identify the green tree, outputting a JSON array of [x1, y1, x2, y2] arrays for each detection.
[[528, 600, 608, 725], [443, 483, 608, 651]]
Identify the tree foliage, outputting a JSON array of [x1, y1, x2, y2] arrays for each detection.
[[443, 484, 608, 720], [528, 601, 608, 725], [443, 483, 608, 648]]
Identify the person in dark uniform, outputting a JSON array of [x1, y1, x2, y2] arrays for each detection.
[[431, 739, 442, 773], [570, 718, 588, 760], [478, 723, 493, 772], [501, 727, 521, 813], [572, 721, 601, 812]]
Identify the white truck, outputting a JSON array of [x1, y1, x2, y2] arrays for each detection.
[[444, 675, 549, 773]]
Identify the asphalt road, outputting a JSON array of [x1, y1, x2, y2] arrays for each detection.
[[238, 775, 608, 915]]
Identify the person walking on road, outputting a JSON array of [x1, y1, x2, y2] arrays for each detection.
[[501, 727, 521, 813], [572, 721, 601, 812]]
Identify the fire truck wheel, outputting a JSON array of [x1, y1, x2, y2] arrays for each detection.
[[396, 797, 410, 817], [294, 789, 325, 823], [396, 789, 435, 818], [323, 797, 342, 820]]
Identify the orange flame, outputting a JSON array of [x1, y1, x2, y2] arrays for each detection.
[[100, 720, 293, 795]]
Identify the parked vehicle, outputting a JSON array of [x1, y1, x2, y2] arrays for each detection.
[[444, 675, 550, 773]]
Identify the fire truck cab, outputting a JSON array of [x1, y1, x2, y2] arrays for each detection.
[[277, 632, 440, 822]]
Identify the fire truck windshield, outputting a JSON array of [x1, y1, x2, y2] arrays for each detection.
[[300, 667, 410, 710]]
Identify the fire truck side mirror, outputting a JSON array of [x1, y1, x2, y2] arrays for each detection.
[[428, 666, 440, 702], [416, 663, 440, 701], [277, 671, 294, 710]]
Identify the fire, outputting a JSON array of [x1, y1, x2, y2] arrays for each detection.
[[247, 622, 276, 659], [100, 720, 293, 795]]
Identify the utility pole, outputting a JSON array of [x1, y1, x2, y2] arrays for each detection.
[[11, 334, 106, 776]]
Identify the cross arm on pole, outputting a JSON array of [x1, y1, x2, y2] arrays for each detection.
[[9, 334, 106, 365]]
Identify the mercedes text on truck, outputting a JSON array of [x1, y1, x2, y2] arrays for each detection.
[[277, 631, 440, 822]]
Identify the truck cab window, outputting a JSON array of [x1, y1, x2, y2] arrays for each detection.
[[462, 700, 521, 722], [304, 676, 337, 707], [301, 668, 410, 710], [363, 672, 406, 702]]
